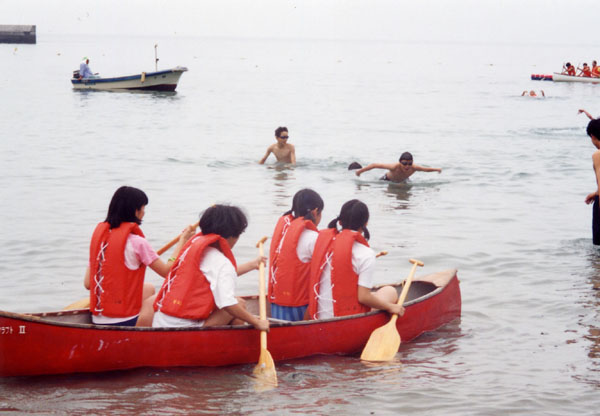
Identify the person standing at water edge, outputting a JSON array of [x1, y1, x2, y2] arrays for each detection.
[[84, 186, 194, 326], [584, 120, 600, 245], [79, 57, 98, 79], [259, 126, 296, 164], [353, 152, 442, 183]]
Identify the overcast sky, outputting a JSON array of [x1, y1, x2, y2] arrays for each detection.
[[3, 0, 598, 45]]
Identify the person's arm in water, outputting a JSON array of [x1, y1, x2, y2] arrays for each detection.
[[357, 286, 404, 315], [414, 164, 442, 173], [259, 145, 274, 164], [355, 163, 396, 176], [289, 143, 296, 164], [579, 109, 595, 120], [586, 151, 600, 205]]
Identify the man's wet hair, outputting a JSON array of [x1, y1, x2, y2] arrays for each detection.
[[399, 152, 413, 162], [348, 161, 362, 170], [275, 126, 288, 138], [587, 119, 600, 139]]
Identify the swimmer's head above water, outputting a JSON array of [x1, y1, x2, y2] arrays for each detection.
[[399, 152, 413, 166]]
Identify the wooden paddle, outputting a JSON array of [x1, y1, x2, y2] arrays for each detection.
[[360, 258, 424, 362], [252, 236, 277, 388], [375, 251, 388, 258], [63, 222, 199, 311]]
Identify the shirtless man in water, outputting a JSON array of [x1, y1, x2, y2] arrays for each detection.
[[258, 126, 296, 164], [353, 152, 442, 183]]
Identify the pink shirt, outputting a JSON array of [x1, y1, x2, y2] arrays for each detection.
[[124, 234, 159, 270]]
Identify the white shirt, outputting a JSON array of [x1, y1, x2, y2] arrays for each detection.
[[153, 247, 238, 327], [316, 242, 375, 320], [296, 229, 318, 263]]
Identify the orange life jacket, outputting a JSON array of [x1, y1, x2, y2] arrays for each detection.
[[583, 67, 592, 77], [568, 66, 576, 76], [154, 233, 237, 320], [89, 222, 147, 318], [593, 66, 600, 76], [268, 214, 294, 300], [307, 228, 371, 319], [269, 217, 317, 306]]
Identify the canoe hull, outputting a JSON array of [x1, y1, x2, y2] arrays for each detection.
[[0, 271, 461, 377], [71, 67, 187, 91], [552, 73, 600, 83]]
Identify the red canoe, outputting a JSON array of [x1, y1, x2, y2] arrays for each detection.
[[0, 270, 461, 377]]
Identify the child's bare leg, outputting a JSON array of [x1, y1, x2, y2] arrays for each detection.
[[136, 289, 156, 327]]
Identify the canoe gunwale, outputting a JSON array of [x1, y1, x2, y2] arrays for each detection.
[[1, 270, 456, 331]]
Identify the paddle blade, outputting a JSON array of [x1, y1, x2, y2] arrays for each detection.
[[253, 347, 278, 390], [63, 297, 90, 310], [360, 320, 401, 362]]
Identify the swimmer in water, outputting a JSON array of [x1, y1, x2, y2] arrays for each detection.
[[352, 152, 442, 183], [521, 90, 545, 97]]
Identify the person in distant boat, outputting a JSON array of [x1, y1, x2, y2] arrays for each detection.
[[307, 199, 403, 320], [352, 152, 442, 183], [84, 186, 195, 327], [578, 63, 592, 77], [584, 119, 600, 245], [269, 189, 324, 321], [562, 62, 576, 76], [78, 57, 98, 79], [152, 204, 269, 330], [259, 126, 296, 165], [579, 109, 596, 120], [592, 61, 600, 78], [521, 90, 545, 97]]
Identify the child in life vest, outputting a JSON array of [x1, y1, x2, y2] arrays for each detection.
[[269, 188, 324, 321], [307, 199, 405, 320], [84, 186, 194, 327], [152, 205, 269, 331]]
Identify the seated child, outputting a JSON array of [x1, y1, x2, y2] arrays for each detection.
[[152, 204, 269, 330], [85, 186, 193, 327], [307, 199, 405, 319], [269, 189, 324, 321]]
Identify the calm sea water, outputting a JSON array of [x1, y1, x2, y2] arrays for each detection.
[[1, 33, 600, 415]]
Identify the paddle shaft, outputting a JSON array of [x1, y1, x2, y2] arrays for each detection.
[[257, 237, 268, 349], [388, 258, 423, 325], [157, 221, 199, 255]]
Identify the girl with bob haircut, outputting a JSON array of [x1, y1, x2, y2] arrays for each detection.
[[269, 188, 324, 321], [152, 204, 269, 330], [85, 186, 194, 327], [307, 199, 404, 320]]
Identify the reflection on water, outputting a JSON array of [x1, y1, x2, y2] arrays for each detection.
[[579, 248, 600, 386], [268, 163, 295, 209], [384, 182, 413, 210]]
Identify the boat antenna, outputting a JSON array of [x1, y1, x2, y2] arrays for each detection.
[[154, 44, 159, 71]]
